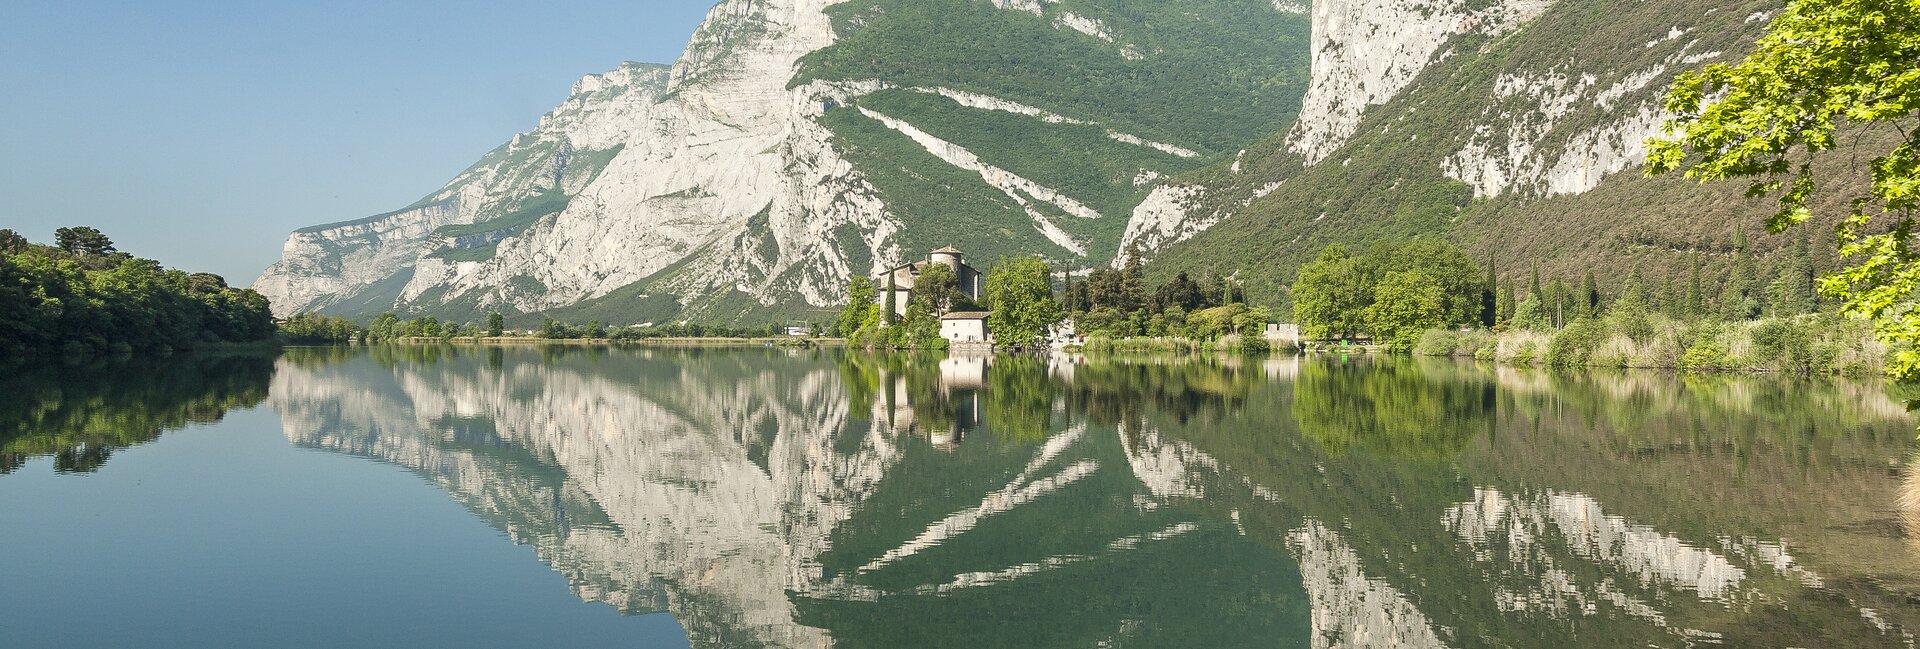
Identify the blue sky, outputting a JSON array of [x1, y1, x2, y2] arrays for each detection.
[[0, 0, 716, 285]]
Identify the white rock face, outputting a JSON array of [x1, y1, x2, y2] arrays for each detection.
[[1440, 36, 1723, 198], [857, 106, 1093, 254], [1114, 0, 1560, 265], [271, 354, 883, 647], [1289, 519, 1451, 649], [1116, 184, 1211, 264], [256, 0, 900, 317], [1285, 0, 1556, 165]]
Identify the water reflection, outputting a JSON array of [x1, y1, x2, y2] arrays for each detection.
[[257, 348, 1920, 646], [0, 352, 275, 474]]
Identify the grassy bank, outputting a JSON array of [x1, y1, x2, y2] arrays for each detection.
[[1416, 313, 1886, 376]]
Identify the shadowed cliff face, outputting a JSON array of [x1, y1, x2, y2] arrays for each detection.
[[263, 348, 1920, 648]]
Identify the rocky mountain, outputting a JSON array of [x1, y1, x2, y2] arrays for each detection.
[[259, 0, 1824, 323], [255, 0, 1312, 324], [1133, 0, 1828, 302]]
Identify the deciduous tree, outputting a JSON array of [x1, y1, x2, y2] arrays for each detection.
[[1648, 0, 1920, 377]]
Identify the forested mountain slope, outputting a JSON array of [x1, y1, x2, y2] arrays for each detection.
[[1138, 0, 1837, 307]]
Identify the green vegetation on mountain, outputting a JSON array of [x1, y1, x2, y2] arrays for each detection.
[[797, 0, 1309, 153], [0, 228, 275, 359], [1647, 0, 1920, 379], [801, 0, 1309, 265], [1147, 0, 1791, 308]]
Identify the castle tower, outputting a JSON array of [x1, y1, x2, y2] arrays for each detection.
[[930, 246, 963, 271]]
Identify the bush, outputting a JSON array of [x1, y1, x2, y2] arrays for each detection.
[[1415, 329, 1495, 357], [1510, 340, 1541, 366], [1546, 318, 1607, 368], [1236, 335, 1272, 355], [1681, 338, 1735, 371]]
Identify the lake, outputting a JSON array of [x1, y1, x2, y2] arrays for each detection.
[[3, 346, 1918, 648]]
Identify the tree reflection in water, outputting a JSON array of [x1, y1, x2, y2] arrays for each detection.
[[254, 346, 1918, 648], [0, 352, 275, 474]]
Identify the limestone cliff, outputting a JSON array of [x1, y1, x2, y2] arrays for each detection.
[[256, 0, 1312, 323], [1129, 0, 1785, 297]]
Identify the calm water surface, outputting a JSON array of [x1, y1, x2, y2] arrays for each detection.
[[3, 346, 1918, 648]]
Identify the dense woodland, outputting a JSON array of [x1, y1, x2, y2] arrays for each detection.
[[0, 227, 274, 360]]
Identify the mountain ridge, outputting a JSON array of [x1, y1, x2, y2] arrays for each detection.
[[254, 0, 1311, 325], [257, 0, 1816, 325]]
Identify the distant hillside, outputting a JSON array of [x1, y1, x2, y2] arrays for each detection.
[[1136, 0, 1848, 309]]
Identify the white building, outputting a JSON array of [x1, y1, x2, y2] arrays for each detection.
[[939, 312, 991, 345]]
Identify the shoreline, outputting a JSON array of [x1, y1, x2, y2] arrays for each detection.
[[312, 336, 848, 348]]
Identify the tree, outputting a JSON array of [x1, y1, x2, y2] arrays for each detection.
[[1156, 271, 1206, 312], [1365, 271, 1446, 353], [884, 269, 899, 325], [1647, 0, 1920, 377], [837, 277, 877, 337], [0, 229, 26, 254], [1482, 253, 1498, 328], [1120, 245, 1149, 313], [1684, 257, 1706, 319], [1291, 245, 1371, 340], [1780, 233, 1817, 314], [486, 312, 505, 337], [983, 257, 1062, 349], [913, 262, 958, 314], [1510, 295, 1551, 331], [1360, 240, 1483, 327], [1581, 271, 1601, 319], [54, 227, 115, 256]]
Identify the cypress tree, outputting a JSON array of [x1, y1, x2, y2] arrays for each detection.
[[885, 270, 898, 325], [1581, 271, 1600, 319], [1482, 252, 1498, 327], [1786, 233, 1815, 314], [1809, 228, 1835, 309], [1721, 226, 1759, 320], [1685, 257, 1705, 320]]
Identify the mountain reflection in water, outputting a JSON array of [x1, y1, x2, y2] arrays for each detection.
[[257, 347, 1919, 648]]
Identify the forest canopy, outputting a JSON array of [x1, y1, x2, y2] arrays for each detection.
[[0, 227, 275, 358]]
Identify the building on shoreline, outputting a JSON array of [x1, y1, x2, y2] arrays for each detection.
[[940, 311, 992, 349], [879, 247, 983, 319]]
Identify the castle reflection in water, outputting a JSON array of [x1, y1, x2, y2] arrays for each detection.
[[261, 345, 1920, 649]]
